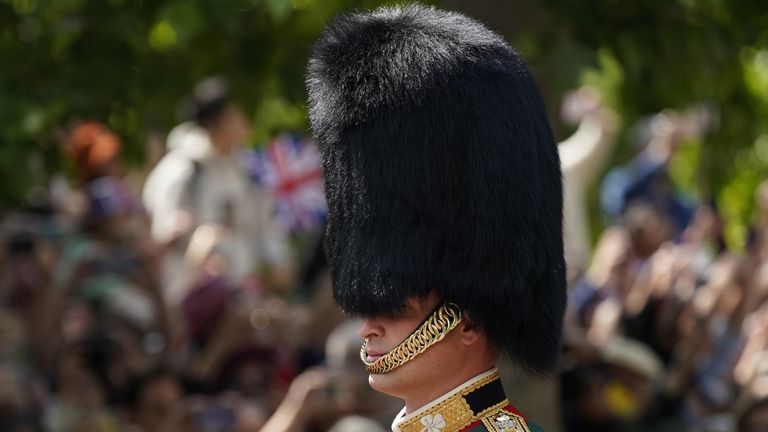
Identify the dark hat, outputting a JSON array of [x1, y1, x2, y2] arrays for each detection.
[[307, 5, 565, 374], [176, 76, 231, 124]]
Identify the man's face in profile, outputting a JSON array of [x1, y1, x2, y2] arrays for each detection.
[[357, 291, 470, 403]]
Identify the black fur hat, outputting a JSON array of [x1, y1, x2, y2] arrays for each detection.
[[307, 4, 565, 375]]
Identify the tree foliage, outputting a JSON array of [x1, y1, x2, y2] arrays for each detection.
[[0, 0, 432, 205], [501, 0, 768, 249], [2, 0, 768, 249]]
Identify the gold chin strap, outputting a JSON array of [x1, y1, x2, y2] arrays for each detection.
[[360, 302, 463, 374]]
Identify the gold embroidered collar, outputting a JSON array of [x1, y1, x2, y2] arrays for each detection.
[[390, 368, 528, 432]]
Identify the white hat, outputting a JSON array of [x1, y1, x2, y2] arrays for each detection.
[[602, 336, 664, 381]]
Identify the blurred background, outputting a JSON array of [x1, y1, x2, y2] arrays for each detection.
[[2, 0, 768, 431]]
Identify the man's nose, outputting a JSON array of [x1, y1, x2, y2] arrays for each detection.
[[358, 319, 382, 340]]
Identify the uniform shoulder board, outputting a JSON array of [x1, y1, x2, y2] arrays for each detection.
[[477, 407, 534, 432]]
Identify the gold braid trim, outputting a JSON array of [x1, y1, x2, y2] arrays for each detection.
[[395, 370, 511, 432], [360, 303, 463, 374]]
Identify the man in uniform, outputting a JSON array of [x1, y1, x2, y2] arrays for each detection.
[[306, 5, 565, 432]]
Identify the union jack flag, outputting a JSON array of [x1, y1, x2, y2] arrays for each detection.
[[241, 134, 326, 232]]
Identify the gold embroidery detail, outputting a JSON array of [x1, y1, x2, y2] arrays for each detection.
[[480, 409, 530, 432], [398, 396, 473, 432], [475, 400, 510, 420], [398, 371, 504, 432], [361, 303, 463, 374]]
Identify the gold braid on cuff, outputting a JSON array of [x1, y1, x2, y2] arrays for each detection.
[[360, 302, 463, 374]]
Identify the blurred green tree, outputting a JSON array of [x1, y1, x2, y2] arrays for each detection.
[[459, 0, 768, 249], [2, 0, 768, 249], [0, 0, 433, 206], [537, 0, 768, 249]]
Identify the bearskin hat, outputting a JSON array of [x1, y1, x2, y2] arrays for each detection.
[[307, 4, 565, 375]]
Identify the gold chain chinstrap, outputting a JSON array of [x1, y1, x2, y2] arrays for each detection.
[[360, 303, 463, 374]]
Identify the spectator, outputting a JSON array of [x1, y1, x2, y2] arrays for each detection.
[[3, 86, 765, 432], [558, 86, 619, 280], [561, 336, 684, 432], [120, 366, 184, 432], [142, 77, 292, 300], [600, 107, 715, 234]]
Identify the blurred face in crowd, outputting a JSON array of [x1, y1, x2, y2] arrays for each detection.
[[228, 358, 272, 400], [358, 291, 492, 410], [98, 155, 123, 179], [3, 235, 54, 308], [688, 205, 720, 243], [604, 366, 654, 420], [133, 374, 183, 432], [57, 347, 108, 410], [207, 106, 249, 156], [623, 203, 671, 259]]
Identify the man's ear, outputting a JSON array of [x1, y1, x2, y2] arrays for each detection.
[[459, 313, 483, 347]]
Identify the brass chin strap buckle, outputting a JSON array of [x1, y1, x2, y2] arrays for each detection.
[[360, 302, 463, 374]]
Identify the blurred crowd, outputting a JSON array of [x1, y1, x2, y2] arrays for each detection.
[[556, 89, 768, 432], [1, 79, 768, 432], [0, 78, 399, 432]]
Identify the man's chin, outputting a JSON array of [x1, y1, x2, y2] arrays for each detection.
[[368, 372, 399, 397]]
